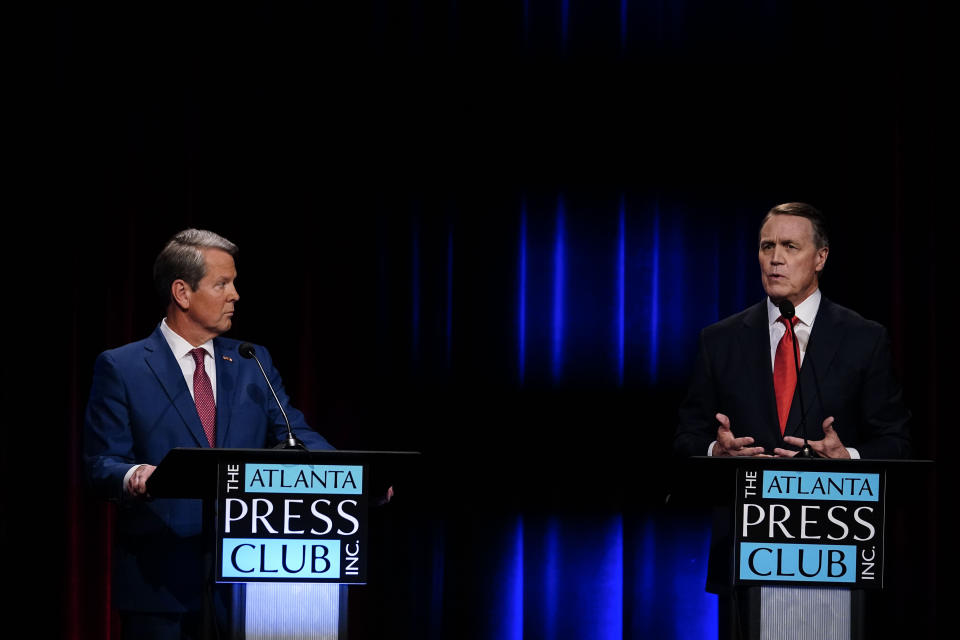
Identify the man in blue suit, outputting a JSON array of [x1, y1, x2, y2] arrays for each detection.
[[84, 229, 333, 637]]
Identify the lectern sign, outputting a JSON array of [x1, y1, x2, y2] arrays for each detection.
[[734, 468, 884, 588], [215, 462, 368, 583]]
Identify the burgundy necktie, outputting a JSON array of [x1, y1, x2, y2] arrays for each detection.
[[190, 348, 216, 447], [773, 316, 800, 436]]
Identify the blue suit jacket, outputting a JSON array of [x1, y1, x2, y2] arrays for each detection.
[[84, 325, 333, 612]]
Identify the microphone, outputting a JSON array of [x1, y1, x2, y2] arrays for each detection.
[[238, 342, 305, 450], [778, 301, 817, 458]]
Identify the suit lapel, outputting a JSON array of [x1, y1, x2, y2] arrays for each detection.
[[800, 298, 845, 432], [786, 297, 844, 439], [214, 338, 237, 447], [143, 326, 209, 447], [742, 301, 782, 443]]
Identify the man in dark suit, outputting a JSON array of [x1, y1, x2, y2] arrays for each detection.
[[84, 229, 333, 637], [675, 203, 910, 461], [674, 204, 911, 635]]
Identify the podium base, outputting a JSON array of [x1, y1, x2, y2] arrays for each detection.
[[760, 586, 856, 640], [722, 586, 863, 640], [243, 583, 347, 639]]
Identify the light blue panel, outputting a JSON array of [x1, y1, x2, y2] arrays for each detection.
[[761, 471, 880, 502], [244, 465, 363, 494], [222, 538, 342, 579], [739, 543, 857, 583]]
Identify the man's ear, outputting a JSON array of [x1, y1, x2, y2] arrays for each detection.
[[170, 279, 191, 310], [815, 246, 829, 273]]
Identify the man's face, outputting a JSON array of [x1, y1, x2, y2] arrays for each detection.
[[184, 248, 239, 340], [758, 214, 828, 306]]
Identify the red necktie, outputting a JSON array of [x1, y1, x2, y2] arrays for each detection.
[[190, 348, 216, 447], [773, 316, 799, 435]]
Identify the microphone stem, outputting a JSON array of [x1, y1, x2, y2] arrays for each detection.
[[251, 357, 292, 430], [250, 353, 299, 448], [790, 322, 815, 457]]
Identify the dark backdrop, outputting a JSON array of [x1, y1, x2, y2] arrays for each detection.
[[6, 2, 948, 637]]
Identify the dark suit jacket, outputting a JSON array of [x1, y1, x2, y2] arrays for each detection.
[[674, 297, 910, 592], [675, 297, 910, 459], [84, 325, 333, 612]]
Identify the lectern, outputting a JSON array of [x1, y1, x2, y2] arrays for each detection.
[[148, 448, 419, 639], [671, 457, 933, 640]]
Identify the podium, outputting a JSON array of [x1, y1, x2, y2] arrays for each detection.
[[147, 447, 420, 639], [670, 456, 933, 640]]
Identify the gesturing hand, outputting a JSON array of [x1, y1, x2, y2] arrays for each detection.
[[712, 413, 767, 457], [775, 417, 850, 458]]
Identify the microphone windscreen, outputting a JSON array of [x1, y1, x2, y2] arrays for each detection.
[[778, 300, 796, 320], [238, 342, 256, 359]]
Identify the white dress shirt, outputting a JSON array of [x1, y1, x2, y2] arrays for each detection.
[[159, 318, 218, 402], [766, 288, 820, 370]]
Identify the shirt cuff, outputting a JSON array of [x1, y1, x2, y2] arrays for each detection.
[[846, 447, 861, 460], [122, 464, 143, 495], [707, 441, 717, 456]]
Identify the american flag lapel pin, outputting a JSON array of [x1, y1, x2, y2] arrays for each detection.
[[222, 355, 233, 362]]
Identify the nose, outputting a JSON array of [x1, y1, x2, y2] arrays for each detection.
[[228, 283, 239, 302], [770, 245, 785, 265]]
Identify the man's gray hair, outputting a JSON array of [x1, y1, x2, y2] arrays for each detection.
[[153, 229, 238, 303], [759, 202, 830, 250]]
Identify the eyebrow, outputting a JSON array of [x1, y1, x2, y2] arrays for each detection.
[[760, 238, 801, 245]]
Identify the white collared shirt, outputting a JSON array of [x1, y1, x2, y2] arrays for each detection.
[[159, 318, 218, 402], [766, 288, 821, 370]]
